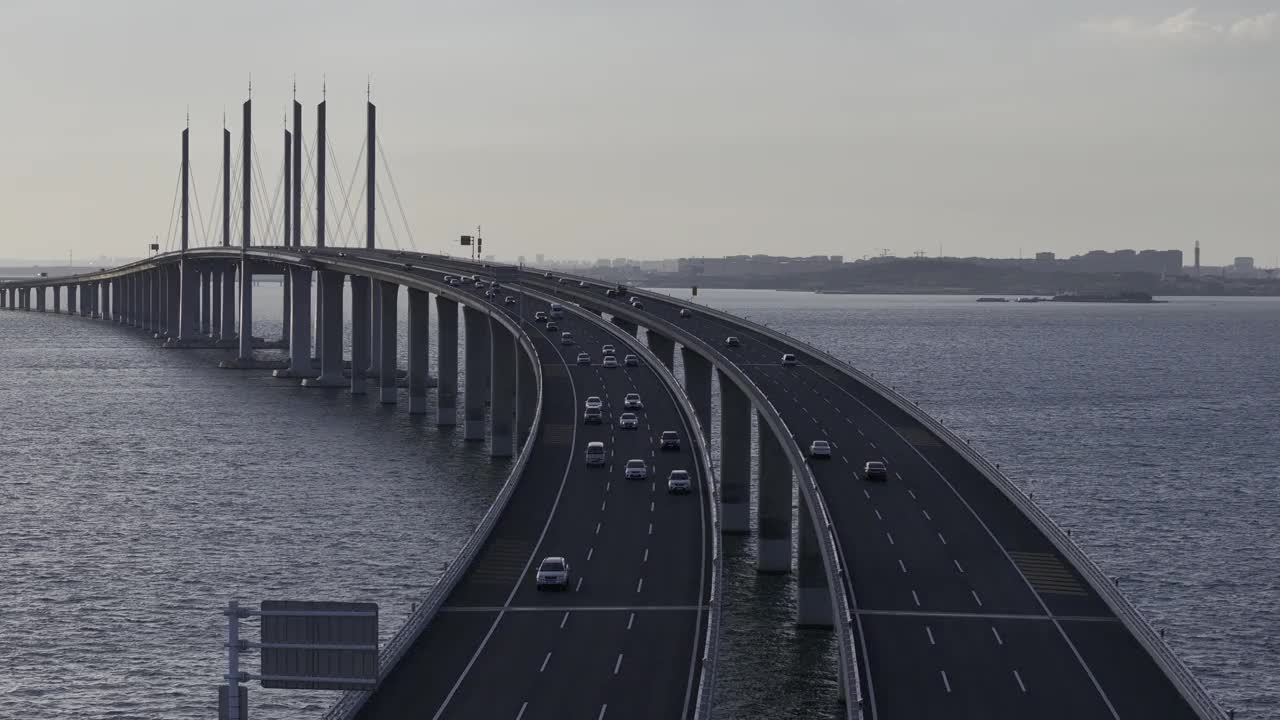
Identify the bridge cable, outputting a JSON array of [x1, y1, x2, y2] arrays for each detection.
[[250, 140, 278, 246], [376, 136, 418, 250], [163, 161, 181, 254], [324, 134, 366, 248], [201, 158, 224, 248], [377, 180, 401, 250], [299, 137, 318, 243], [187, 159, 210, 248]]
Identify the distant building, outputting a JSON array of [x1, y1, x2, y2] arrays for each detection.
[[1234, 257, 1255, 271], [535, 254, 545, 265], [678, 254, 843, 277], [517, 255, 526, 266], [1060, 249, 1182, 275], [1035, 252, 1055, 262]]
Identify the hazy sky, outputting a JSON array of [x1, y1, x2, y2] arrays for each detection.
[[1, 1, 1276, 265]]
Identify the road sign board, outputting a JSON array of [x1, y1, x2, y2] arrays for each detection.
[[218, 685, 249, 720], [259, 600, 378, 690]]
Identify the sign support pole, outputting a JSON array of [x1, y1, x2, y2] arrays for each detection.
[[226, 600, 243, 720]]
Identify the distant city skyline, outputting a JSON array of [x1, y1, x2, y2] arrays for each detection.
[[1, 2, 1277, 265]]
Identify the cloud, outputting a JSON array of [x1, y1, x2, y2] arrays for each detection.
[[1081, 8, 1278, 45]]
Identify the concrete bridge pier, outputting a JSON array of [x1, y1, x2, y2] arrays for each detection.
[[174, 261, 198, 342], [349, 276, 370, 395], [489, 318, 517, 458], [275, 267, 316, 378], [517, 349, 537, 447], [35, 287, 46, 312], [797, 491, 834, 627], [281, 272, 292, 344], [219, 264, 236, 342], [611, 316, 638, 337], [463, 306, 489, 441], [155, 272, 169, 337], [67, 284, 76, 317], [167, 266, 181, 336], [53, 285, 61, 314], [757, 414, 793, 573], [200, 269, 212, 335], [209, 271, 221, 337], [646, 331, 676, 372], [237, 261, 254, 361], [681, 347, 713, 444], [99, 281, 107, 320], [377, 280, 399, 404], [368, 283, 382, 377], [436, 296, 459, 426], [304, 270, 347, 388], [719, 370, 751, 534], [407, 288, 430, 414]]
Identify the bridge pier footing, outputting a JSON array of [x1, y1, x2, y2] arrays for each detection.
[[757, 414, 793, 573], [797, 492, 833, 627], [349, 276, 370, 395], [489, 318, 517, 458], [719, 370, 751, 534], [378, 281, 399, 404], [407, 288, 430, 413], [436, 296, 459, 426], [303, 270, 347, 388], [463, 306, 489, 440]]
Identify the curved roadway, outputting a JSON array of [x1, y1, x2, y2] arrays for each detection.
[[346, 259, 713, 720]]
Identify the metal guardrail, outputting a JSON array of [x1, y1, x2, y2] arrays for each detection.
[[546, 295, 724, 720], [650, 291, 1228, 720], [535, 282, 862, 720]]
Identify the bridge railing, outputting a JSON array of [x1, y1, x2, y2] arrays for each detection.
[[539, 286, 862, 720], [649, 290, 1228, 720], [322, 302, 545, 720]]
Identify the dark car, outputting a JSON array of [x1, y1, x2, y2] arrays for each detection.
[[660, 431, 680, 451]]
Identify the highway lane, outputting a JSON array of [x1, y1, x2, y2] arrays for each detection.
[[346, 259, 711, 720], [523, 277, 1200, 720]]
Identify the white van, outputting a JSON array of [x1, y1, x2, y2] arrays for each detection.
[[549, 303, 564, 318], [585, 441, 606, 466]]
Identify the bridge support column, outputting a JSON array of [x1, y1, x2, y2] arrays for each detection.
[[200, 269, 212, 334], [276, 267, 315, 378], [349, 276, 370, 395], [797, 492, 834, 626], [463, 306, 489, 441], [36, 287, 45, 312], [304, 270, 347, 388], [220, 264, 236, 342], [100, 281, 108, 320], [719, 370, 751, 534], [176, 260, 198, 341], [489, 319, 517, 458], [681, 347, 712, 444], [209, 271, 221, 337], [378, 281, 399, 404], [281, 271, 292, 344], [436, 296, 459, 426], [156, 272, 169, 335], [517, 347, 536, 447], [53, 285, 61, 314], [647, 331, 676, 372], [407, 288, 431, 414], [368, 282, 382, 376], [611, 316, 638, 336], [757, 416, 793, 573], [237, 261, 254, 361]]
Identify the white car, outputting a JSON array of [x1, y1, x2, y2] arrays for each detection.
[[810, 440, 832, 458], [679, 308, 691, 318], [576, 353, 591, 365], [601, 344, 616, 356], [623, 393, 643, 409], [781, 353, 798, 366], [618, 412, 639, 429], [864, 461, 888, 482], [536, 557, 571, 591], [585, 441, 606, 466], [624, 459, 649, 479], [667, 469, 692, 494], [632, 301, 644, 309], [602, 356, 618, 368], [583, 407, 603, 425], [623, 354, 639, 367], [724, 336, 740, 348], [585, 396, 603, 410], [561, 332, 575, 345]]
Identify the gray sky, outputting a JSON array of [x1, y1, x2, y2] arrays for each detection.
[[1, 1, 1276, 265]]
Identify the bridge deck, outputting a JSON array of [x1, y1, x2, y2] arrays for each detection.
[[357, 271, 711, 720]]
